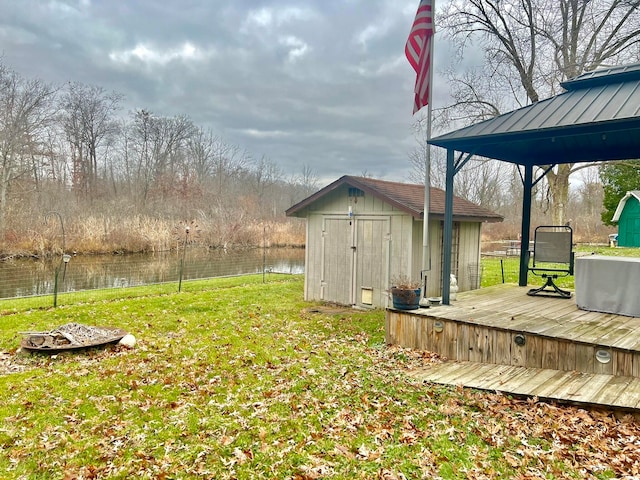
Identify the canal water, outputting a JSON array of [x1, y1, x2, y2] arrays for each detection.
[[0, 248, 305, 300]]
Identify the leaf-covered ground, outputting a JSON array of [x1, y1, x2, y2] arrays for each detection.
[[0, 276, 638, 479]]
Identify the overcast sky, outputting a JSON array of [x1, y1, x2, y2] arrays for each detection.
[[0, 0, 454, 184]]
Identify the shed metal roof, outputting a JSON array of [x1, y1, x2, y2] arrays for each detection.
[[429, 63, 640, 165], [286, 175, 503, 223]]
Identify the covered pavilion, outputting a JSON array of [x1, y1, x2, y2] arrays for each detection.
[[428, 63, 640, 303]]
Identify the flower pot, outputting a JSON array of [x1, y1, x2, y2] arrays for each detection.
[[391, 287, 421, 310]]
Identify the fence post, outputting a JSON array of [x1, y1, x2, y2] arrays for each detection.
[[263, 226, 267, 283], [178, 226, 191, 292], [45, 211, 68, 308], [53, 267, 59, 307]]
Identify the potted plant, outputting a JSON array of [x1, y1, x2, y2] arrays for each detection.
[[390, 275, 422, 310]]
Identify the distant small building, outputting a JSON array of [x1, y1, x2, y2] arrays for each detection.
[[612, 190, 640, 247], [286, 175, 503, 308]]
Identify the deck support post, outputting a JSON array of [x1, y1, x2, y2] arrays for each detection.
[[442, 148, 455, 304], [519, 164, 533, 286]]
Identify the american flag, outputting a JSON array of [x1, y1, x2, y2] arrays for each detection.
[[405, 0, 434, 114]]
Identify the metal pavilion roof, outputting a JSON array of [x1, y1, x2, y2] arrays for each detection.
[[428, 63, 640, 304], [428, 63, 640, 165]]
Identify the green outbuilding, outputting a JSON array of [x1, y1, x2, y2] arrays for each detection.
[[612, 191, 640, 247]]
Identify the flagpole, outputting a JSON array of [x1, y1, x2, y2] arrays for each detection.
[[406, 0, 435, 304], [420, 97, 432, 303], [420, 1, 434, 305]]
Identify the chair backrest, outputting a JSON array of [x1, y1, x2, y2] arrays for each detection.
[[531, 225, 573, 270]]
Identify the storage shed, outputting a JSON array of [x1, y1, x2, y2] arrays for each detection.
[[612, 190, 640, 247], [286, 175, 502, 308]]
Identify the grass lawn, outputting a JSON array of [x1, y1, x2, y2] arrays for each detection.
[[480, 245, 640, 289], [1, 275, 639, 478]]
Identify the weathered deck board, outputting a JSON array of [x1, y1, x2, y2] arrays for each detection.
[[418, 284, 640, 350], [521, 367, 564, 391], [388, 284, 640, 411], [434, 362, 498, 386], [523, 370, 576, 398], [483, 365, 558, 392], [543, 372, 600, 400], [590, 317, 636, 343], [411, 361, 640, 411], [418, 361, 471, 383], [588, 375, 635, 406]]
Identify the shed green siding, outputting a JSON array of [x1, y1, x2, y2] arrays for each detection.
[[619, 197, 640, 247]]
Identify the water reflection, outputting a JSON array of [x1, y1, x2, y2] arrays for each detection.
[[0, 248, 305, 299]]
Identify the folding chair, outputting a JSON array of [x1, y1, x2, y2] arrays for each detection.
[[527, 225, 574, 298]]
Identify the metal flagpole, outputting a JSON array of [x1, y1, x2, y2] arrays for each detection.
[[420, 0, 434, 305], [420, 91, 433, 305], [406, 0, 435, 304]]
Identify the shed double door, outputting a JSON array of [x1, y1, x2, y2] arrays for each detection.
[[621, 215, 640, 247], [321, 216, 390, 307]]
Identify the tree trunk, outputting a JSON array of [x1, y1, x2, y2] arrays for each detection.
[[440, 1, 640, 223], [545, 164, 572, 225], [0, 158, 10, 232]]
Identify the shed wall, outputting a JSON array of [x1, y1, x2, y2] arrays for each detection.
[[299, 184, 484, 307], [619, 197, 640, 247], [410, 219, 443, 298], [457, 222, 483, 291], [410, 220, 481, 297]]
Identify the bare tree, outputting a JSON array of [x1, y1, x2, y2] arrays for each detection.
[[187, 127, 217, 183], [287, 164, 319, 205], [129, 109, 152, 205], [149, 114, 194, 188], [409, 116, 514, 212], [439, 0, 640, 224], [0, 64, 56, 230], [208, 135, 249, 196], [60, 82, 121, 198], [108, 117, 132, 196], [574, 167, 604, 217], [296, 164, 319, 195], [129, 110, 196, 206], [409, 115, 458, 191], [250, 155, 283, 218]]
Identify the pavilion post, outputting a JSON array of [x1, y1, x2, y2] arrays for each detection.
[[442, 148, 455, 304], [519, 164, 533, 286]]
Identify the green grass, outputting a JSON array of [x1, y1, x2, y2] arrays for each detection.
[[480, 245, 640, 289], [0, 274, 273, 313], [1, 275, 638, 478]]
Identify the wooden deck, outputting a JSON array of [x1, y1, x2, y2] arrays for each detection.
[[386, 284, 640, 412], [407, 362, 640, 412]]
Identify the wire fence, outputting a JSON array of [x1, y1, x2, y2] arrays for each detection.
[[479, 255, 519, 286], [479, 254, 574, 289], [0, 248, 305, 309], [1, 247, 582, 310]]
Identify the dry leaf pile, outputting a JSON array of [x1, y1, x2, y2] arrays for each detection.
[[368, 345, 640, 479]]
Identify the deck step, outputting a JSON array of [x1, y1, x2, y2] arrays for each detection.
[[408, 360, 640, 412]]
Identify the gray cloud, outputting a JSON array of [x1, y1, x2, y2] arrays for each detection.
[[0, 0, 447, 183]]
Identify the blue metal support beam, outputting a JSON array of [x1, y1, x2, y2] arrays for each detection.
[[518, 164, 533, 286], [442, 148, 455, 304]]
